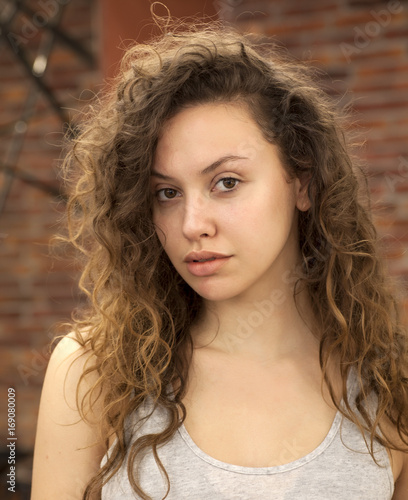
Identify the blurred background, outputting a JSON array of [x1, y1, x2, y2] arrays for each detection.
[[0, 0, 407, 497]]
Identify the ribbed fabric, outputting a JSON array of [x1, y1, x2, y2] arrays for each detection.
[[101, 369, 394, 499]]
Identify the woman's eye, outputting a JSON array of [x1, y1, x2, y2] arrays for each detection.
[[156, 188, 180, 201], [215, 177, 240, 191]]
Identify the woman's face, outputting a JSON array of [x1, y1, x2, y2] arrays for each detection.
[[151, 102, 310, 303]]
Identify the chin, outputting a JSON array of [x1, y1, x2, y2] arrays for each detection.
[[187, 281, 243, 303]]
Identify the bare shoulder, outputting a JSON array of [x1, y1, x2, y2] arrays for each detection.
[[392, 449, 408, 499], [31, 331, 106, 500], [385, 368, 408, 498], [37, 331, 101, 423], [381, 414, 408, 499]]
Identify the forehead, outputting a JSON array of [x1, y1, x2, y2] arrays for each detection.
[[154, 102, 269, 170]]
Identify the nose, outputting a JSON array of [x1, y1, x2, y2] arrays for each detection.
[[182, 195, 216, 241]]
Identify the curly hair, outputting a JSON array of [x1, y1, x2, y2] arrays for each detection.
[[59, 17, 408, 500]]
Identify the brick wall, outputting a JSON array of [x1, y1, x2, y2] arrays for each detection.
[[0, 0, 99, 496]]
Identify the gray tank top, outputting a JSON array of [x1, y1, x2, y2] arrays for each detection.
[[101, 368, 394, 499]]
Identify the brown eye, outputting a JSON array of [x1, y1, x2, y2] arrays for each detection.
[[215, 177, 240, 192], [222, 178, 237, 189], [156, 188, 180, 201], [164, 188, 177, 198]]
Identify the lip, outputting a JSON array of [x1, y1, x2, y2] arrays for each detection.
[[184, 251, 232, 277], [184, 251, 231, 263]]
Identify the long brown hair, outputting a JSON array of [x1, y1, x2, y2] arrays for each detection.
[[59, 17, 408, 500]]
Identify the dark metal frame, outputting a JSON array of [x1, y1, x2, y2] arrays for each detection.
[[0, 0, 95, 214]]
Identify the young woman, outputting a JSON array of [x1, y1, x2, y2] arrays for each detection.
[[31, 21, 408, 500]]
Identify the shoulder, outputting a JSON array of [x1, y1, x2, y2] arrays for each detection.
[[392, 449, 408, 499], [48, 331, 96, 392], [380, 414, 408, 497], [45, 331, 91, 376], [31, 331, 106, 500], [40, 331, 100, 421], [383, 369, 408, 496]]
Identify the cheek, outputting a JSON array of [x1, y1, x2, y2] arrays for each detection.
[[153, 217, 180, 258], [228, 189, 290, 242], [152, 204, 184, 244], [152, 214, 168, 248], [218, 204, 263, 251], [156, 229, 166, 249]]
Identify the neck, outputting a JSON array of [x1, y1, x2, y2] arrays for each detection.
[[191, 279, 320, 363]]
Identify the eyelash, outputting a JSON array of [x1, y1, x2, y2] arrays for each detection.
[[155, 177, 241, 201]]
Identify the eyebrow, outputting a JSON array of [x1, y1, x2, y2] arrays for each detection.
[[151, 155, 248, 181]]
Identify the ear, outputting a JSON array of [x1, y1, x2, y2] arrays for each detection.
[[295, 172, 312, 212]]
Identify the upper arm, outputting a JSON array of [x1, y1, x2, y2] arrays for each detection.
[[31, 333, 106, 500]]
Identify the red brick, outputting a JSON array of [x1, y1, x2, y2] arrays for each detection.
[[358, 63, 408, 76], [282, 2, 338, 16]]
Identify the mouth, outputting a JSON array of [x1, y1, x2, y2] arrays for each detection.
[[184, 251, 231, 263], [185, 254, 231, 277], [186, 255, 231, 278]]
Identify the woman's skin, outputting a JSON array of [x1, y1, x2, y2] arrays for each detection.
[[31, 101, 408, 499]]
